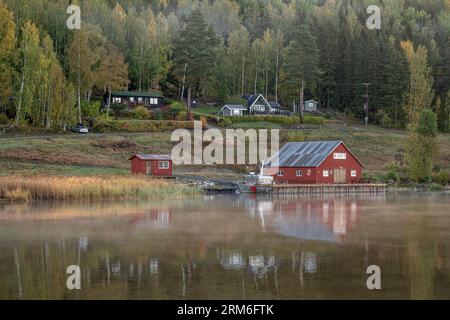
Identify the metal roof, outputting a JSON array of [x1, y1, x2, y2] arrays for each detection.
[[223, 104, 247, 110], [265, 141, 343, 167], [268, 101, 282, 109], [130, 154, 171, 161], [111, 91, 164, 98]]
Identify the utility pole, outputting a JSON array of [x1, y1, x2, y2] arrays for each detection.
[[362, 82, 370, 126], [299, 80, 305, 126], [187, 87, 192, 121]]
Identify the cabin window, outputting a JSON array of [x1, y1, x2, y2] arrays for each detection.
[[150, 98, 158, 105], [233, 110, 240, 115], [113, 97, 122, 104], [323, 170, 329, 177], [129, 97, 135, 102], [278, 170, 284, 177], [333, 152, 347, 160], [138, 97, 143, 103], [158, 161, 169, 169], [296, 170, 302, 177], [351, 170, 357, 177]]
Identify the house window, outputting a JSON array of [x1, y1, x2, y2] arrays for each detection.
[[323, 170, 329, 177], [333, 152, 347, 160], [138, 97, 143, 103], [233, 110, 240, 115], [113, 97, 122, 104], [309, 102, 313, 108], [351, 170, 357, 177], [158, 161, 169, 169], [278, 170, 284, 177], [296, 170, 302, 177], [130, 97, 135, 102], [150, 98, 158, 105]]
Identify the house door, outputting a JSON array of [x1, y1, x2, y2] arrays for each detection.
[[146, 162, 152, 175], [334, 169, 346, 184]]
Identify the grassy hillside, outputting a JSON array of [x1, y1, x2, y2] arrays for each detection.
[[0, 124, 448, 177]]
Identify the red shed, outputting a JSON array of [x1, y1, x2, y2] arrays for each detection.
[[262, 141, 364, 184], [129, 154, 173, 177]]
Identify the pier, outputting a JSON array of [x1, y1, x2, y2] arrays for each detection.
[[256, 184, 387, 195]]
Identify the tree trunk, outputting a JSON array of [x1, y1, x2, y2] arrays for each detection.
[[15, 69, 25, 126], [241, 55, 245, 97], [275, 44, 279, 103], [77, 36, 82, 124], [180, 62, 187, 100], [107, 85, 112, 115], [300, 80, 304, 125]]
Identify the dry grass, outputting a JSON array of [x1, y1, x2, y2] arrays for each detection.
[[0, 175, 198, 201]]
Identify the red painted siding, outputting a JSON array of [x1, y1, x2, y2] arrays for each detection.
[[267, 143, 363, 184], [130, 158, 172, 177]]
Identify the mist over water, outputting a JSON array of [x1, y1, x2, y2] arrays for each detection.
[[0, 192, 449, 300]]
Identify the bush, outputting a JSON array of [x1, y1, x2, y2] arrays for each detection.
[[432, 170, 450, 185], [283, 131, 306, 142], [132, 106, 150, 120], [81, 101, 101, 117], [225, 115, 326, 126], [0, 113, 10, 125], [218, 118, 232, 128], [375, 110, 393, 128], [382, 161, 411, 185], [93, 119, 195, 133]]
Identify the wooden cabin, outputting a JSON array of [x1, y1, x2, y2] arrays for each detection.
[[129, 154, 172, 177]]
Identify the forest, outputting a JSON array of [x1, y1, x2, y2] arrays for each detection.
[[0, 0, 449, 131]]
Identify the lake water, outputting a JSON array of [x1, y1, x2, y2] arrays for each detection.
[[0, 192, 449, 300]]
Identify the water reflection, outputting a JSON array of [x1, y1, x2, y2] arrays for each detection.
[[0, 193, 450, 299]]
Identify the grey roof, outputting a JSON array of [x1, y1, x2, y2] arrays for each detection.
[[265, 141, 343, 167], [268, 101, 282, 109], [130, 154, 171, 161], [223, 104, 247, 110]]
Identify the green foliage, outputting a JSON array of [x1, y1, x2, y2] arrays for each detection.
[[81, 101, 101, 118], [225, 115, 326, 126], [415, 109, 438, 137], [283, 131, 306, 142], [218, 118, 232, 128], [432, 170, 450, 186], [405, 109, 438, 182], [0, 113, 9, 125], [375, 110, 393, 128], [132, 106, 150, 120], [93, 119, 194, 133]]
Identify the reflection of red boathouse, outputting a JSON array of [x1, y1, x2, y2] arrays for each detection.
[[130, 208, 173, 228], [248, 198, 361, 242]]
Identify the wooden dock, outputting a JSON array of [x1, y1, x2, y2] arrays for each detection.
[[256, 184, 387, 195]]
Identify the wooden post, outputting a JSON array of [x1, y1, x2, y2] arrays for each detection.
[[187, 87, 192, 121]]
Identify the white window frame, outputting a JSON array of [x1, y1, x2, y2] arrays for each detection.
[[333, 152, 347, 160], [158, 161, 169, 169], [150, 98, 158, 105], [278, 170, 284, 177], [351, 170, 357, 177], [296, 170, 302, 177], [323, 170, 329, 177]]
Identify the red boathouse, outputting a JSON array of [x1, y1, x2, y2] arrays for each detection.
[[262, 141, 364, 184], [129, 154, 173, 177]]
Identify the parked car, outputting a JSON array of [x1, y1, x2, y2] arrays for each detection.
[[72, 124, 89, 134]]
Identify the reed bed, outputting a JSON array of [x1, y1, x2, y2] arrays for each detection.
[[0, 175, 199, 201]]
